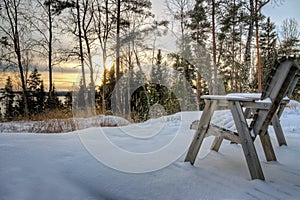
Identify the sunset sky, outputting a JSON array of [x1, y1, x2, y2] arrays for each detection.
[[1, 0, 299, 92]]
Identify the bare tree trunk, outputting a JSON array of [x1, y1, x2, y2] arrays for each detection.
[[4, 0, 29, 116], [238, 24, 243, 92], [16, 40, 29, 117], [47, 3, 53, 99], [115, 0, 121, 115], [231, 0, 236, 92], [102, 53, 107, 113], [196, 71, 201, 110], [116, 0, 121, 81], [255, 14, 262, 92], [255, 0, 270, 92], [76, 0, 86, 89], [82, 0, 94, 88], [102, 0, 109, 113], [212, 0, 218, 95], [94, 0, 108, 113], [244, 0, 254, 92]]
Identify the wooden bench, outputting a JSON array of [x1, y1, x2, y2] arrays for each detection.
[[185, 57, 299, 180]]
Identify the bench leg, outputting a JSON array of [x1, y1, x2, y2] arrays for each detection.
[[185, 100, 217, 164], [230, 101, 265, 180], [272, 115, 287, 146], [260, 131, 277, 161]]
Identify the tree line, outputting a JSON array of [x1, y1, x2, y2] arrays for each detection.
[[0, 0, 299, 122]]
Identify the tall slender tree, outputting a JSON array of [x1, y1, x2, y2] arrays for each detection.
[[33, 0, 74, 107], [27, 68, 45, 114], [254, 0, 270, 92], [2, 77, 15, 120], [259, 17, 277, 87], [278, 18, 300, 56], [0, 0, 29, 116]]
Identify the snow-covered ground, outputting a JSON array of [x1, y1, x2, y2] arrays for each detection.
[[0, 101, 300, 200]]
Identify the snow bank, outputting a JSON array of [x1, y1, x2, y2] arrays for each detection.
[[0, 115, 130, 133]]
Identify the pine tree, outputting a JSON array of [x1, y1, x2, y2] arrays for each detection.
[[64, 91, 72, 110], [217, 0, 246, 92], [0, 0, 30, 117], [3, 76, 15, 120], [187, 0, 210, 46], [37, 0, 75, 105], [27, 68, 45, 115], [185, 0, 210, 109], [46, 84, 61, 110], [96, 67, 116, 113], [150, 49, 168, 105], [259, 17, 277, 87], [35, 81, 46, 114]]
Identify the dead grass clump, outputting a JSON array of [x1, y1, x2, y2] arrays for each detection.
[[32, 118, 78, 133]]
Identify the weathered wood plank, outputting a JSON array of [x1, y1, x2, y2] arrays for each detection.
[[203, 98, 229, 107], [241, 101, 271, 110], [190, 122, 241, 144], [229, 101, 265, 180], [256, 60, 298, 136], [286, 75, 299, 97], [185, 100, 217, 164], [253, 64, 298, 137], [208, 125, 241, 151], [277, 103, 288, 118]]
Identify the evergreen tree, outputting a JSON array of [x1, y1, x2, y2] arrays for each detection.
[[46, 84, 61, 109], [186, 0, 210, 109], [36, 81, 46, 113], [187, 0, 210, 46], [259, 17, 277, 87], [3, 77, 15, 120], [217, 0, 246, 92], [150, 49, 168, 105], [76, 79, 86, 108], [64, 91, 72, 110], [130, 84, 149, 121], [27, 68, 46, 115], [96, 67, 116, 113]]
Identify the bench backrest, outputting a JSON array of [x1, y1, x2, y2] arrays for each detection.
[[251, 57, 299, 136]]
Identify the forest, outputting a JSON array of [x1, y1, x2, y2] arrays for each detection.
[[0, 0, 299, 122]]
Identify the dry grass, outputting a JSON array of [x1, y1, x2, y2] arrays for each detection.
[[0, 107, 131, 133], [9, 109, 73, 122]]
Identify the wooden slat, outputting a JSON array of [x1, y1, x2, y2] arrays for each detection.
[[185, 100, 217, 164], [229, 101, 265, 180], [277, 102, 289, 119], [190, 122, 241, 144], [203, 98, 229, 107], [241, 101, 271, 110], [286, 75, 299, 97]]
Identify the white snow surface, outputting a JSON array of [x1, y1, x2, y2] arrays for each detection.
[[1, 102, 300, 200]]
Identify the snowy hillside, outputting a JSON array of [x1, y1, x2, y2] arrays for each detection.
[[0, 103, 300, 200]]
